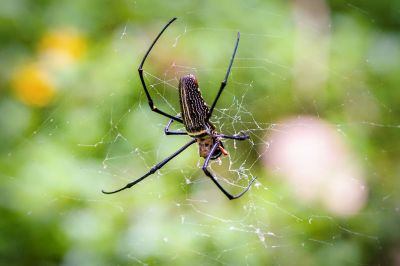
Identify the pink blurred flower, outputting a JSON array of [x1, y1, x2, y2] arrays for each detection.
[[264, 116, 367, 217]]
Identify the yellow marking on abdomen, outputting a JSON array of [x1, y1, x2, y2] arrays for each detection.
[[188, 130, 207, 137]]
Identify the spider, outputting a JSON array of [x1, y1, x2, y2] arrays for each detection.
[[102, 17, 256, 200]]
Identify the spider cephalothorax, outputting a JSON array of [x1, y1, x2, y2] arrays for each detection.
[[197, 136, 228, 160], [102, 17, 256, 200]]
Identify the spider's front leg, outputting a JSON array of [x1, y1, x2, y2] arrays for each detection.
[[137, 17, 183, 124], [202, 141, 256, 200], [206, 32, 240, 122]]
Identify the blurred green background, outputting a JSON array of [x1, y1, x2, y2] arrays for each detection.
[[1, 0, 400, 265]]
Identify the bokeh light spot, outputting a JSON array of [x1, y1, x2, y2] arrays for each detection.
[[264, 116, 368, 217], [12, 63, 56, 107]]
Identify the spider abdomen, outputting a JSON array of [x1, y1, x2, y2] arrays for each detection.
[[179, 74, 211, 136]]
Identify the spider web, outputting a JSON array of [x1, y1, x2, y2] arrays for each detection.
[[2, 2, 399, 265], [92, 15, 388, 264]]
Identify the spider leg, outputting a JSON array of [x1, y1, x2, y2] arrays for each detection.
[[207, 32, 240, 122], [102, 139, 196, 194], [164, 118, 188, 135], [218, 131, 250, 140], [138, 17, 183, 123], [202, 141, 256, 200]]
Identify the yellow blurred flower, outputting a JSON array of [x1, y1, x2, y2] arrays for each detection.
[[10, 28, 87, 107], [12, 63, 56, 107], [39, 28, 87, 67]]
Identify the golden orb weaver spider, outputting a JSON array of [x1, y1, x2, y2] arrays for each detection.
[[102, 17, 256, 200]]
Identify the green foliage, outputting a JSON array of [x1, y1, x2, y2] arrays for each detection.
[[1, 0, 399, 265]]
